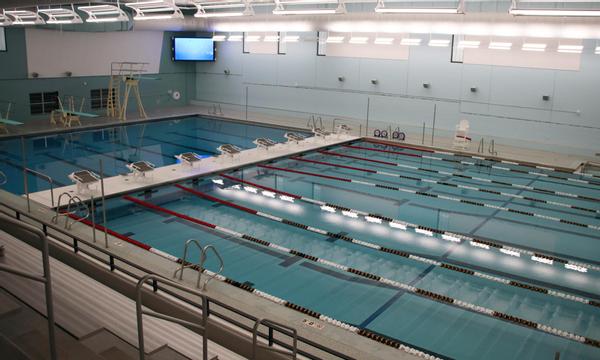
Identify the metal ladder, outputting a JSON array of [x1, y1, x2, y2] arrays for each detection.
[[173, 240, 224, 290], [488, 139, 498, 156], [477, 138, 485, 154], [307, 114, 323, 130], [208, 103, 223, 116], [51, 192, 90, 229]]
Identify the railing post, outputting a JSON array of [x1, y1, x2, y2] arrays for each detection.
[[99, 159, 109, 248], [73, 238, 78, 253], [109, 256, 115, 271], [268, 326, 274, 346]]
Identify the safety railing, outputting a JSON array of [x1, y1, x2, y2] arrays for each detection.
[[136, 274, 209, 360], [253, 319, 297, 360], [0, 214, 57, 360], [0, 201, 353, 360], [24, 167, 55, 211]]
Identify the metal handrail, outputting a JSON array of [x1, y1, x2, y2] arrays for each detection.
[[0, 170, 6, 186], [477, 138, 485, 154], [488, 139, 498, 156], [0, 214, 57, 360], [136, 274, 209, 360], [52, 192, 72, 224], [199, 245, 224, 290], [24, 167, 55, 211], [173, 239, 203, 287], [65, 195, 90, 229], [253, 318, 297, 360], [0, 203, 353, 360]]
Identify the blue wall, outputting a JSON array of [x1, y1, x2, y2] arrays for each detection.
[[196, 36, 600, 155], [0, 28, 196, 122]]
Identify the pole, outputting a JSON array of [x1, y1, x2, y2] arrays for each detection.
[[431, 104, 437, 146], [245, 86, 249, 121], [365, 97, 370, 137], [21, 137, 30, 213], [99, 159, 108, 248], [421, 122, 426, 145]]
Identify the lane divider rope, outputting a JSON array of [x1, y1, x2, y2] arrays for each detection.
[[345, 143, 600, 188], [176, 184, 600, 309], [112, 197, 445, 359], [364, 138, 600, 182], [294, 155, 599, 215], [220, 174, 600, 273], [122, 194, 600, 350], [320, 150, 600, 203], [257, 164, 600, 231]]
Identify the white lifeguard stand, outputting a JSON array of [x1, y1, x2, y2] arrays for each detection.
[[453, 119, 471, 150]]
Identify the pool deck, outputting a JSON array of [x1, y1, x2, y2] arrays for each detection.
[[28, 133, 358, 208]]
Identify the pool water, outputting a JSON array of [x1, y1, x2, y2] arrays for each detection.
[[95, 139, 600, 360], [0, 116, 298, 194]]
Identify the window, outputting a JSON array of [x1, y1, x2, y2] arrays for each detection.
[[29, 91, 59, 114], [90, 88, 110, 109]]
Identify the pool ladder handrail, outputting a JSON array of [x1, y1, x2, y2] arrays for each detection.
[[24, 167, 55, 211], [208, 103, 223, 116], [488, 139, 498, 156], [174, 240, 224, 290], [51, 192, 90, 229], [477, 138, 485, 154], [252, 318, 297, 360], [307, 115, 323, 131]]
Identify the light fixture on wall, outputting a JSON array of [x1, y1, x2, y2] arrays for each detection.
[[557, 44, 583, 54], [212, 34, 227, 41], [125, 0, 184, 21], [38, 5, 83, 24], [374, 37, 394, 45], [326, 35, 345, 44], [272, 0, 346, 15], [458, 40, 480, 49], [596, 46, 600, 55], [4, 10, 45, 25], [282, 35, 300, 42], [400, 38, 422, 46], [509, 0, 600, 17], [349, 36, 369, 44], [522, 43, 546, 52], [78, 3, 129, 23], [227, 34, 243, 42], [263, 34, 280, 42], [374, 0, 464, 14], [245, 34, 261, 42], [193, 0, 254, 18], [428, 39, 450, 47], [489, 41, 512, 50]]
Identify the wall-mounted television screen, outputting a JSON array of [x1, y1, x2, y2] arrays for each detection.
[[172, 37, 215, 61]]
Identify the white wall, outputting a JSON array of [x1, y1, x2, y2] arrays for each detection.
[[25, 29, 163, 78], [196, 34, 600, 155]]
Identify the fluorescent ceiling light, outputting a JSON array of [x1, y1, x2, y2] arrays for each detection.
[[194, 1, 254, 18], [522, 43, 546, 52], [126, 1, 184, 21], [5, 10, 45, 25], [510, 9, 600, 17], [326, 36, 345, 44], [0, 13, 13, 26], [228, 35, 243, 41], [489, 41, 512, 50], [38, 6, 83, 24], [196, 12, 246, 17], [400, 38, 421, 46], [458, 40, 480, 49], [263, 35, 280, 42], [245, 35, 261, 42], [273, 8, 338, 15], [374, 37, 394, 45], [557, 44, 583, 54], [428, 39, 450, 47], [349, 36, 369, 44], [375, 7, 460, 14], [212, 35, 227, 41], [596, 46, 600, 55]]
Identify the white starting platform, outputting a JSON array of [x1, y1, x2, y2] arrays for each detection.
[[28, 133, 358, 208]]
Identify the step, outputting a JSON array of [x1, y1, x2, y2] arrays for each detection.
[[0, 333, 30, 360], [79, 328, 138, 360], [0, 288, 22, 319], [148, 344, 195, 360]]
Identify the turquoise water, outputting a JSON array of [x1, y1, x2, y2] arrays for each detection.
[[0, 116, 295, 194], [95, 139, 600, 360]]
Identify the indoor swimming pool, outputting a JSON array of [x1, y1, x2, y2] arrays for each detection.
[[0, 116, 299, 194], [85, 139, 600, 360]]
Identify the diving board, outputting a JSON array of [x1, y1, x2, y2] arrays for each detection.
[[28, 133, 358, 208], [0, 118, 23, 134]]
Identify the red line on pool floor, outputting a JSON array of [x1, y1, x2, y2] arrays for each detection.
[[66, 213, 151, 250], [343, 144, 422, 158], [258, 164, 352, 182], [175, 184, 258, 214], [290, 156, 376, 173], [123, 195, 217, 229]]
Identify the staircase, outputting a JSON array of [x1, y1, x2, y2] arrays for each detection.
[[0, 231, 242, 360]]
